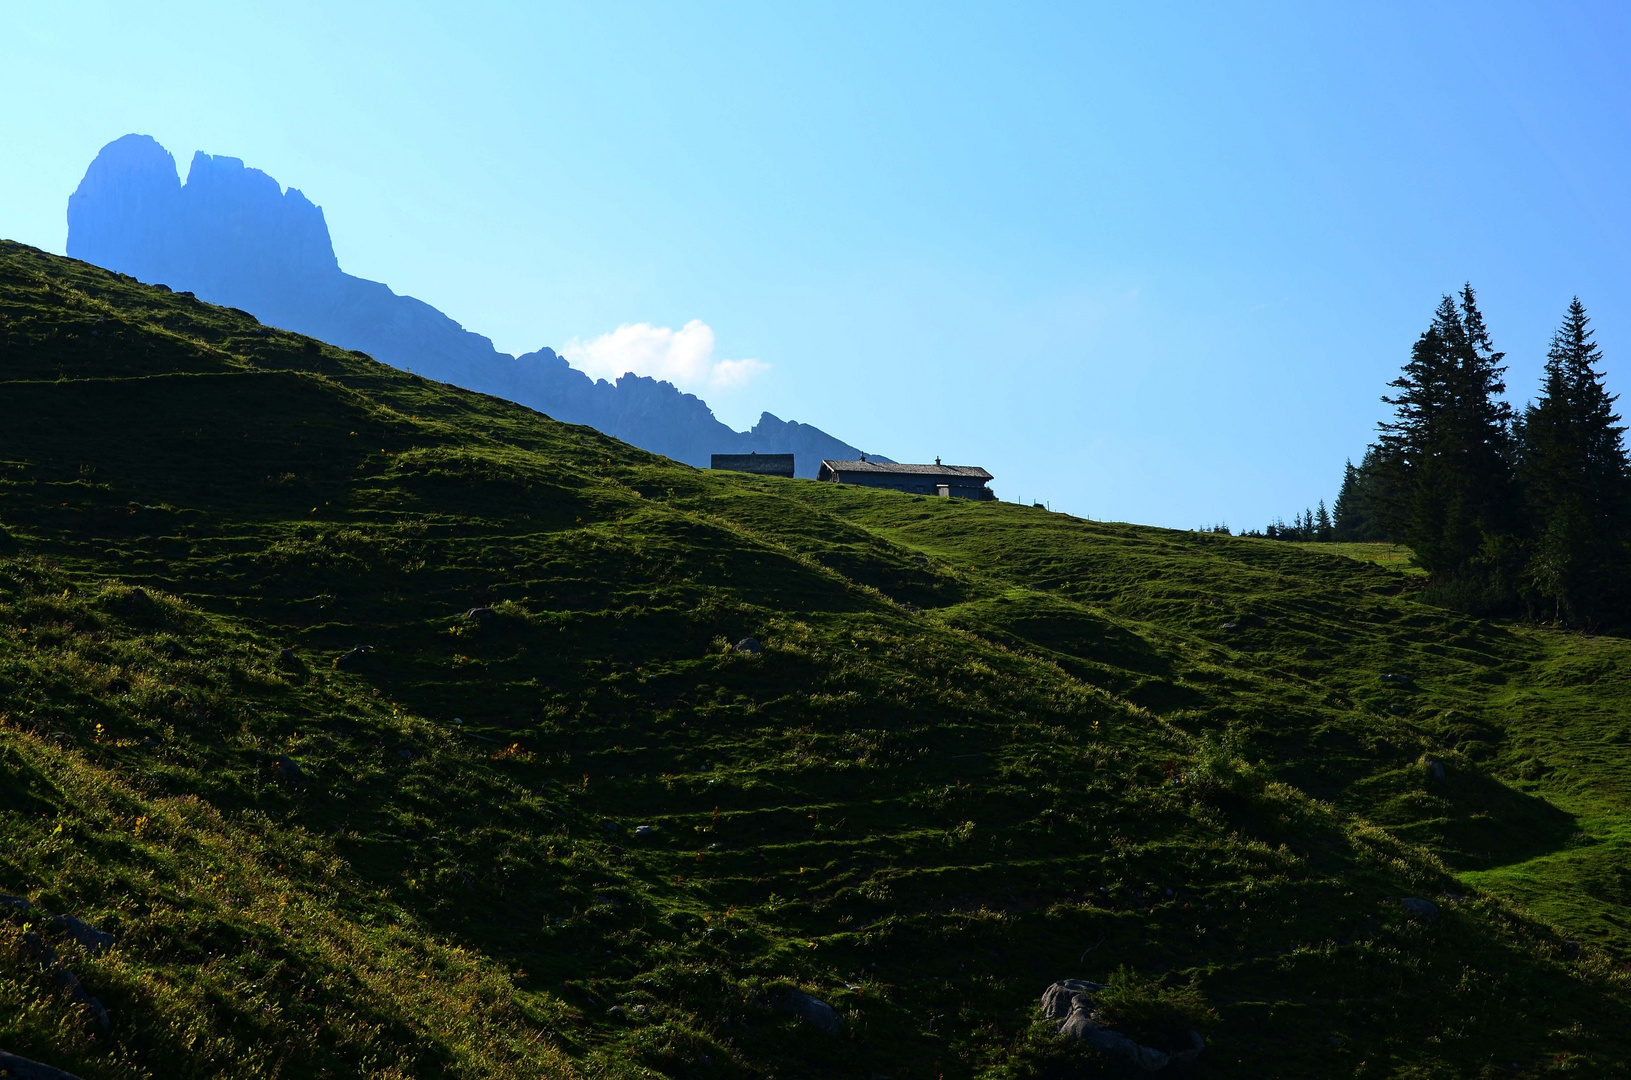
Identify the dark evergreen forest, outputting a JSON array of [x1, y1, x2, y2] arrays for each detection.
[[1241, 287, 1630, 627]]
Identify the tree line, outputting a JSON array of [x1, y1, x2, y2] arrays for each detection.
[[1297, 286, 1628, 626]]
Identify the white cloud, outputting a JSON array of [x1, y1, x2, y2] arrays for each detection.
[[561, 319, 769, 392]]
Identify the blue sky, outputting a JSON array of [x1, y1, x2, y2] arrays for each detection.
[[4, 2, 1631, 527]]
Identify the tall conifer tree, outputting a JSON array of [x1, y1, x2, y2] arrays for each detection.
[[1333, 451, 1388, 541], [1519, 298, 1631, 623], [1374, 286, 1519, 600], [1333, 459, 1361, 540]]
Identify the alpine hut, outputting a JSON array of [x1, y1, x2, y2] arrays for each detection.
[[816, 456, 993, 499]]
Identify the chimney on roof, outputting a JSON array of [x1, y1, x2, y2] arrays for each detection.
[[936, 456, 941, 466], [860, 453, 867, 462]]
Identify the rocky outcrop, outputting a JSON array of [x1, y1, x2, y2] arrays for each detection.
[[1040, 980, 1204, 1072], [66, 136, 878, 476]]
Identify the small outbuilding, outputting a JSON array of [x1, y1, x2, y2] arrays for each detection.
[[817, 457, 994, 499], [711, 453, 795, 478]]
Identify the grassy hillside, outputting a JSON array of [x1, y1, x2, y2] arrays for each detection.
[[1, 239, 1629, 1079]]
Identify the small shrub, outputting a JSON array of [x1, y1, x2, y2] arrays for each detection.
[[490, 599, 534, 625], [94, 583, 190, 630], [1094, 966, 1214, 1048], [1189, 728, 1263, 799]]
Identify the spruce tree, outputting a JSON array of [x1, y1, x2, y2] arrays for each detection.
[[1447, 284, 1521, 549], [1333, 460, 1360, 540], [1374, 286, 1520, 600], [1375, 301, 1455, 550], [1315, 500, 1333, 541], [1333, 451, 1389, 541], [1519, 298, 1631, 624]]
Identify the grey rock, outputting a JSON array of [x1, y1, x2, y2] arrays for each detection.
[[1220, 622, 1239, 631], [602, 821, 619, 834], [0, 1049, 91, 1080], [19, 930, 111, 1036], [53, 916, 114, 956], [0, 895, 30, 911], [1422, 756, 1446, 782], [1060, 1011, 1177, 1071], [634, 825, 656, 839], [1380, 673, 1415, 688], [20, 932, 55, 965], [735, 637, 762, 656], [1041, 980, 1204, 1072], [51, 967, 111, 1033], [776, 988, 843, 1035], [1040, 978, 1105, 1021], [334, 645, 371, 669], [272, 755, 305, 782], [607, 1005, 627, 1021], [464, 606, 496, 623], [1400, 897, 1439, 922], [278, 647, 298, 667]]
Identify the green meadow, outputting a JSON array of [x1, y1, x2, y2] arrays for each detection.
[[1, 239, 1629, 1078]]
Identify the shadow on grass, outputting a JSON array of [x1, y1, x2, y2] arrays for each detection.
[[1350, 762, 1578, 872]]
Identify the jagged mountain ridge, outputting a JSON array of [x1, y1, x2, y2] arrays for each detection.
[[65, 134, 878, 475]]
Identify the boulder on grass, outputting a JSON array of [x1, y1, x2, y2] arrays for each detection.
[[775, 988, 842, 1035], [0, 1050, 89, 1079], [1041, 979, 1105, 1020], [334, 645, 371, 669], [50, 967, 110, 1033], [52, 916, 114, 956], [1400, 897, 1439, 922], [1040, 980, 1205, 1072]]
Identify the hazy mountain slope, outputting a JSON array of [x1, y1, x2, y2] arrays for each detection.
[[65, 134, 877, 477], [1, 239, 1629, 1078]]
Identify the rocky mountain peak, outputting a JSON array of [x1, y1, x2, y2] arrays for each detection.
[[63, 134, 878, 475]]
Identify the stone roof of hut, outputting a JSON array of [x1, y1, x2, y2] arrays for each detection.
[[819, 459, 992, 480]]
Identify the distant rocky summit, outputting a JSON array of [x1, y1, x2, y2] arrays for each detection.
[[66, 134, 876, 475]]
